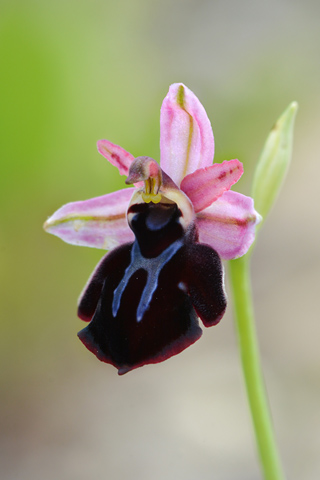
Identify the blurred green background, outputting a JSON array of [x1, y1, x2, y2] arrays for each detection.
[[1, 1, 319, 479]]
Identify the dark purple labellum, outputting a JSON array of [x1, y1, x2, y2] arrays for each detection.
[[78, 200, 226, 374]]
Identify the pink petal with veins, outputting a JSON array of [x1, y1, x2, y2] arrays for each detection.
[[44, 188, 135, 250], [181, 159, 243, 213], [160, 83, 214, 186], [196, 190, 262, 260], [97, 139, 135, 176]]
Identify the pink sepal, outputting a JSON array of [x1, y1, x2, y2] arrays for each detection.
[[97, 139, 135, 176], [181, 159, 243, 213], [44, 188, 135, 250], [196, 190, 261, 260], [160, 83, 214, 186]]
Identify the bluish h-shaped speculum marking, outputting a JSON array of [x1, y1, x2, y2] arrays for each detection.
[[112, 239, 183, 322]]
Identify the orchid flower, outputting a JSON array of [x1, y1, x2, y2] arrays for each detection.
[[44, 83, 261, 375]]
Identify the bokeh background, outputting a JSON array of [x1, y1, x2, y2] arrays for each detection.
[[1, 1, 319, 479]]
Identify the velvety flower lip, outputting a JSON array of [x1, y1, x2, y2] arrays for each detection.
[[76, 154, 227, 374], [44, 83, 261, 260]]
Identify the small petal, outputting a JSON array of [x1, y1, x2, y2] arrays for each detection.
[[44, 188, 135, 250], [180, 159, 243, 213], [196, 190, 261, 260], [160, 83, 214, 185], [97, 139, 135, 176]]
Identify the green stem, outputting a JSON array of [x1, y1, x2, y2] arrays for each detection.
[[229, 255, 285, 480]]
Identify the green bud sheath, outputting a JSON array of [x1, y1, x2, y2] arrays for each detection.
[[252, 101, 298, 225]]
